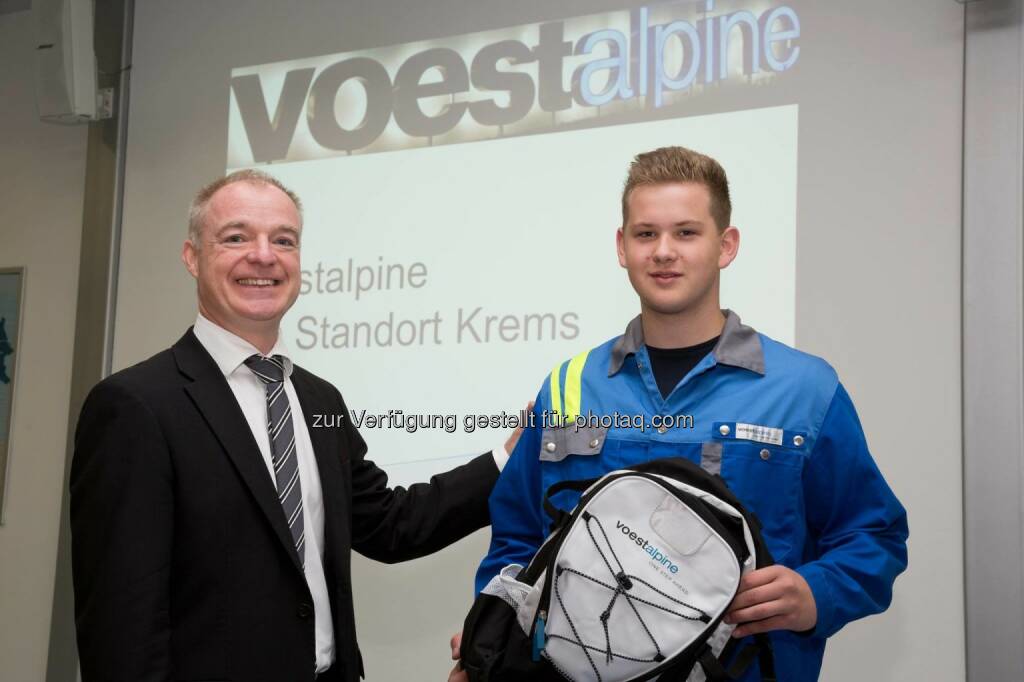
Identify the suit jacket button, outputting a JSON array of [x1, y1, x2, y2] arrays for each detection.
[[298, 603, 313, 619]]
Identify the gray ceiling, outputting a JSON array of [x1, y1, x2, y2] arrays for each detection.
[[0, 0, 31, 15]]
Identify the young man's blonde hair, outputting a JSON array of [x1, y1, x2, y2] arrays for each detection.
[[187, 169, 303, 246], [621, 146, 731, 231]]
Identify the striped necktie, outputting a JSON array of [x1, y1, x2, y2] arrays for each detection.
[[244, 354, 305, 567]]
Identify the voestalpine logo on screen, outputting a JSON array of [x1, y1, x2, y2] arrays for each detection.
[[228, 0, 800, 166]]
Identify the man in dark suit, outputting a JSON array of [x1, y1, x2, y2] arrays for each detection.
[[70, 170, 511, 681]]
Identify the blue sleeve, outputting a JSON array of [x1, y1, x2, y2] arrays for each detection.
[[473, 387, 548, 594], [796, 382, 909, 638]]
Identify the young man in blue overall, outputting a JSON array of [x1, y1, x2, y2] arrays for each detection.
[[451, 147, 908, 681]]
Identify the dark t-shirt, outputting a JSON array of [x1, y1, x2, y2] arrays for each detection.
[[646, 336, 720, 399]]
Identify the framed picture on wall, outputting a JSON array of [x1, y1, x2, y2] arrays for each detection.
[[0, 267, 24, 525]]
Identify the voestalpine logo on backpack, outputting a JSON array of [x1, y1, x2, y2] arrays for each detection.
[[614, 519, 682, 574], [460, 457, 777, 682]]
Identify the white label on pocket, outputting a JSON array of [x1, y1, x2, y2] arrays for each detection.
[[735, 423, 783, 446]]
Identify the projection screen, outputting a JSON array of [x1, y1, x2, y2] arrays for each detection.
[[113, 1, 965, 679]]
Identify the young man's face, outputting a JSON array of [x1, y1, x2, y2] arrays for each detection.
[[182, 181, 302, 339], [617, 182, 738, 318]]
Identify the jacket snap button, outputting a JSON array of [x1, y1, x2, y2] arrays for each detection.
[[793, 435, 805, 446], [657, 426, 668, 434], [589, 438, 599, 448], [760, 449, 770, 461], [719, 424, 731, 436], [297, 603, 313, 619], [545, 442, 556, 452]]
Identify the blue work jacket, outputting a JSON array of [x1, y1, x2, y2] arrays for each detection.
[[475, 311, 909, 681]]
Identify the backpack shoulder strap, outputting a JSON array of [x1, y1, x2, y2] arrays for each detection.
[[693, 633, 776, 682], [542, 476, 601, 524]]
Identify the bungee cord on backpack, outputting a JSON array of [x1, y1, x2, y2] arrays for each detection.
[[547, 511, 712, 680]]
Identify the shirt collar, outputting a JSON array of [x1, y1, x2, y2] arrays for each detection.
[[192, 313, 294, 379], [608, 309, 765, 376]]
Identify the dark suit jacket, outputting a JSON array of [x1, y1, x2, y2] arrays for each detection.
[[70, 328, 499, 682]]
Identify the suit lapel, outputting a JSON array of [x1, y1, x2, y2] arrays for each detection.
[[173, 329, 304, 575], [290, 370, 342, 483], [290, 368, 347, 576]]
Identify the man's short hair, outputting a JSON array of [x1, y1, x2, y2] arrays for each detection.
[[621, 146, 731, 231], [188, 169, 303, 246]]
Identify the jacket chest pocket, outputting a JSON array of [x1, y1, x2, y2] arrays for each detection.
[[716, 439, 807, 562]]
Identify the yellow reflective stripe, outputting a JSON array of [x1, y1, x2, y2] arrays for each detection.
[[549, 362, 564, 417], [563, 350, 590, 421]]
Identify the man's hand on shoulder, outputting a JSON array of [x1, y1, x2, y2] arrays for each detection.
[[505, 401, 534, 454], [724, 565, 817, 638], [494, 401, 533, 471]]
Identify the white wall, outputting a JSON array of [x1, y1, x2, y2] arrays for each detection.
[[0, 9, 88, 682], [792, 4, 964, 679]]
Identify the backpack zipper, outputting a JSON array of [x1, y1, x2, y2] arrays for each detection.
[[532, 609, 547, 661]]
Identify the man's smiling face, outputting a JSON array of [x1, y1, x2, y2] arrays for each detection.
[[616, 181, 737, 318], [182, 180, 301, 340]]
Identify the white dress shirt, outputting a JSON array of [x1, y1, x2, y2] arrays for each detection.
[[193, 314, 335, 673]]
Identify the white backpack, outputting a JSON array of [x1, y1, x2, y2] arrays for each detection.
[[462, 457, 776, 682]]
